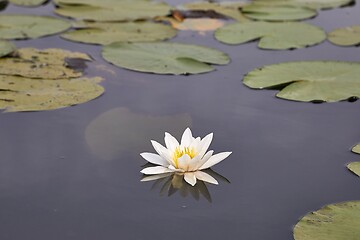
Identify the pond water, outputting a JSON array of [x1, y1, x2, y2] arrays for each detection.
[[0, 1, 360, 240]]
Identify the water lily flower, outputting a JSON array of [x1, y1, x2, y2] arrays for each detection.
[[140, 128, 232, 186]]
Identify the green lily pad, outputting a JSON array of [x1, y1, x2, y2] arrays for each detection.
[[0, 15, 71, 40], [53, 0, 146, 6], [347, 162, 360, 177], [253, 0, 353, 10], [0, 48, 91, 79], [0, 40, 16, 57], [0, 75, 104, 112], [102, 42, 230, 75], [61, 21, 177, 45], [294, 201, 360, 240], [352, 144, 360, 154], [328, 25, 360, 46], [243, 61, 360, 102], [180, 1, 250, 22], [241, 4, 317, 21], [54, 2, 171, 22], [9, 0, 47, 7], [215, 21, 325, 50]]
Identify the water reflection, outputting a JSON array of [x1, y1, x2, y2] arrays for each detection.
[[141, 167, 230, 202]]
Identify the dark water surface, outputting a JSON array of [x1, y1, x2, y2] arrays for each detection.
[[1, 1, 360, 240]]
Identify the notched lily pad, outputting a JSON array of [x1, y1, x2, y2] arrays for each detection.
[[9, 0, 47, 7], [243, 61, 360, 102], [0, 48, 91, 79], [241, 4, 317, 21], [0, 15, 71, 39], [0, 40, 16, 57], [0, 75, 104, 112], [54, 1, 171, 22], [328, 25, 360, 46], [61, 21, 177, 45], [294, 201, 360, 240], [102, 42, 230, 75], [215, 21, 325, 50]]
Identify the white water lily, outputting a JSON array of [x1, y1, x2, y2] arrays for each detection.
[[140, 128, 232, 186]]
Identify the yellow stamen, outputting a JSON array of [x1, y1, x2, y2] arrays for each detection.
[[173, 146, 196, 168]]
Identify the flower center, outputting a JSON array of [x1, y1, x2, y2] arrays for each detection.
[[173, 146, 196, 168]]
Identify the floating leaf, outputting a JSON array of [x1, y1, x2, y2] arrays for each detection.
[[158, 17, 225, 32], [328, 25, 360, 46], [294, 201, 360, 240], [253, 0, 353, 10], [0, 40, 16, 57], [0, 75, 104, 112], [9, 0, 47, 7], [347, 162, 360, 176], [54, 2, 171, 22], [241, 4, 316, 21], [0, 48, 91, 79], [61, 21, 177, 45], [0, 15, 71, 40], [243, 61, 360, 102], [102, 42, 230, 75], [215, 21, 325, 50], [352, 143, 360, 154], [180, 1, 249, 22], [53, 0, 147, 6], [85, 107, 192, 161]]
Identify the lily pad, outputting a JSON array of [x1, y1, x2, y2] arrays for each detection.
[[215, 21, 325, 50], [352, 143, 360, 154], [347, 162, 360, 176], [61, 21, 177, 45], [53, 0, 147, 6], [0, 40, 16, 57], [294, 201, 360, 240], [180, 1, 249, 22], [253, 0, 353, 10], [158, 17, 225, 32], [0, 48, 91, 79], [0, 15, 71, 40], [9, 0, 47, 7], [241, 4, 317, 21], [243, 61, 360, 102], [328, 25, 360, 46], [102, 42, 230, 75], [54, 2, 171, 22], [0, 75, 104, 112]]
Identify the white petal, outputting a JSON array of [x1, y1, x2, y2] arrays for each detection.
[[184, 172, 197, 186], [199, 152, 232, 170], [177, 154, 191, 171], [141, 166, 174, 175], [151, 140, 173, 164], [195, 171, 218, 185], [193, 150, 213, 171], [140, 153, 169, 166], [141, 173, 173, 182], [181, 128, 193, 147], [164, 132, 179, 152], [187, 155, 201, 172], [197, 133, 213, 159], [190, 137, 201, 150]]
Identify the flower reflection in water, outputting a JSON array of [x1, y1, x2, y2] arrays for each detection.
[[141, 168, 230, 202]]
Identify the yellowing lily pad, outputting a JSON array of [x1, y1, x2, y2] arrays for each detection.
[[102, 42, 230, 75], [293, 201, 360, 240], [54, 2, 171, 22], [61, 21, 177, 45], [241, 4, 317, 21], [352, 143, 360, 154], [85, 107, 192, 161], [0, 75, 104, 112], [253, 0, 353, 10], [0, 48, 91, 79], [0, 40, 16, 57], [243, 61, 360, 102], [328, 25, 360, 46], [158, 17, 225, 32], [215, 21, 325, 50], [9, 0, 47, 7], [180, 1, 249, 22], [0, 15, 71, 40]]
